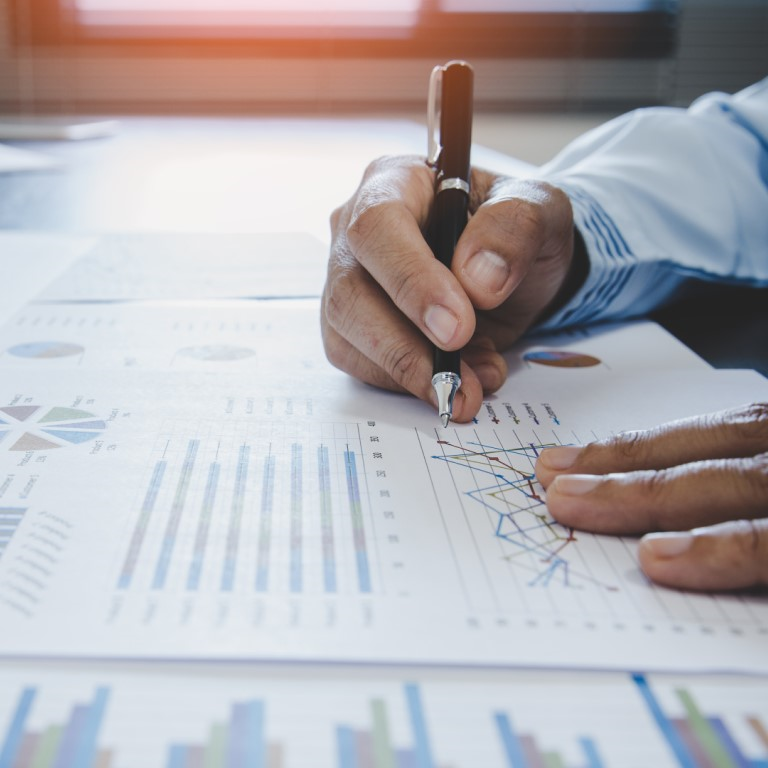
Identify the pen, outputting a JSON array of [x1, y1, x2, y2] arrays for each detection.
[[426, 60, 474, 427]]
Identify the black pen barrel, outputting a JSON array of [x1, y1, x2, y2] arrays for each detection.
[[440, 62, 473, 183], [430, 187, 468, 377]]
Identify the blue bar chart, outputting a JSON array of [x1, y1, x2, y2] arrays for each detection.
[[0, 509, 26, 561], [0, 686, 110, 768], [1, 668, 767, 768], [336, 684, 437, 768], [495, 712, 606, 768], [632, 674, 768, 768], [166, 700, 277, 768], [114, 420, 378, 598]]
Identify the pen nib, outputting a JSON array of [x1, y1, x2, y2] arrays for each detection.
[[432, 372, 461, 429]]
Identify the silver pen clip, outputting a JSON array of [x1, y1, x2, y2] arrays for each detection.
[[426, 64, 444, 168]]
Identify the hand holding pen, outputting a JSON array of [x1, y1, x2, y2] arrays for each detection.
[[321, 68, 576, 422], [426, 61, 474, 426]]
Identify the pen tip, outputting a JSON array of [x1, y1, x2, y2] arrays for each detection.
[[441, 413, 450, 428]]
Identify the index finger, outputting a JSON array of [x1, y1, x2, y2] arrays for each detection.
[[344, 156, 477, 353], [536, 403, 768, 489]]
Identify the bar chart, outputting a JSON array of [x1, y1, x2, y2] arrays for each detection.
[[632, 674, 768, 768], [336, 684, 440, 768], [166, 700, 281, 768], [0, 667, 766, 768], [0, 509, 25, 561], [0, 369, 766, 668], [115, 418, 377, 598], [0, 686, 110, 768]]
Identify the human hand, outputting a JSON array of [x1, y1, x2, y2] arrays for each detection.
[[535, 404, 768, 591], [321, 155, 576, 422]]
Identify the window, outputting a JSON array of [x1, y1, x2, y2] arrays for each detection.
[[12, 0, 678, 59]]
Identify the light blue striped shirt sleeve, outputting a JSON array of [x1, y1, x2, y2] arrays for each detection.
[[534, 77, 768, 330]]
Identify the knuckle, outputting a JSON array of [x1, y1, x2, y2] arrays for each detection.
[[726, 402, 768, 448], [752, 520, 768, 585], [380, 340, 424, 392], [361, 154, 396, 181], [700, 454, 768, 516], [323, 266, 363, 335], [495, 198, 544, 245], [636, 469, 673, 529], [323, 334, 350, 373], [742, 451, 768, 503], [346, 200, 399, 255], [329, 204, 344, 232], [719, 519, 765, 576], [484, 179, 569, 244], [606, 429, 652, 464], [387, 258, 426, 312]]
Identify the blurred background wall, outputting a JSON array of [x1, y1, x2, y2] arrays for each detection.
[[0, 0, 765, 115]]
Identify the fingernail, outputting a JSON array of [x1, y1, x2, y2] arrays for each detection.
[[463, 250, 510, 293], [424, 304, 459, 347], [552, 473, 601, 496], [642, 532, 693, 558], [540, 446, 583, 470]]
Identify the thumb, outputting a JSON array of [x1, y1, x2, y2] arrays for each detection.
[[454, 179, 573, 313], [638, 519, 768, 591]]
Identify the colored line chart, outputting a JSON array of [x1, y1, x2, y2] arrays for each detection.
[[423, 428, 619, 595], [0, 405, 106, 452]]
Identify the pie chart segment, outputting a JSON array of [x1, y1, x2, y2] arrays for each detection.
[[7, 341, 84, 359], [177, 344, 255, 362], [523, 350, 601, 368], [0, 405, 106, 451]]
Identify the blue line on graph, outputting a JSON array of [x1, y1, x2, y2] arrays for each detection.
[[433, 439, 579, 588]]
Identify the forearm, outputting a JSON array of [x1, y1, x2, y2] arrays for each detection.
[[534, 78, 768, 331]]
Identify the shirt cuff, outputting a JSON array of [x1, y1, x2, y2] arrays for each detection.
[[535, 182, 684, 332]]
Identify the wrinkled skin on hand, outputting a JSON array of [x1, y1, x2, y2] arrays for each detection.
[[322, 155, 575, 422], [536, 404, 768, 592], [322, 155, 768, 595]]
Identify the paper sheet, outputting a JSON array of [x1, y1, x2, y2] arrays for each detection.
[[1, 660, 766, 768], [0, 298, 765, 671], [0, 299, 708, 374], [0, 143, 59, 173], [34, 232, 328, 302], [0, 232, 97, 325]]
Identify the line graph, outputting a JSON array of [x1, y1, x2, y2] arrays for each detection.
[[426, 429, 619, 594]]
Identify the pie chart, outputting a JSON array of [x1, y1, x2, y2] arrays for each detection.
[[7, 341, 85, 359], [177, 344, 255, 362], [0, 405, 106, 451], [523, 350, 601, 368]]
